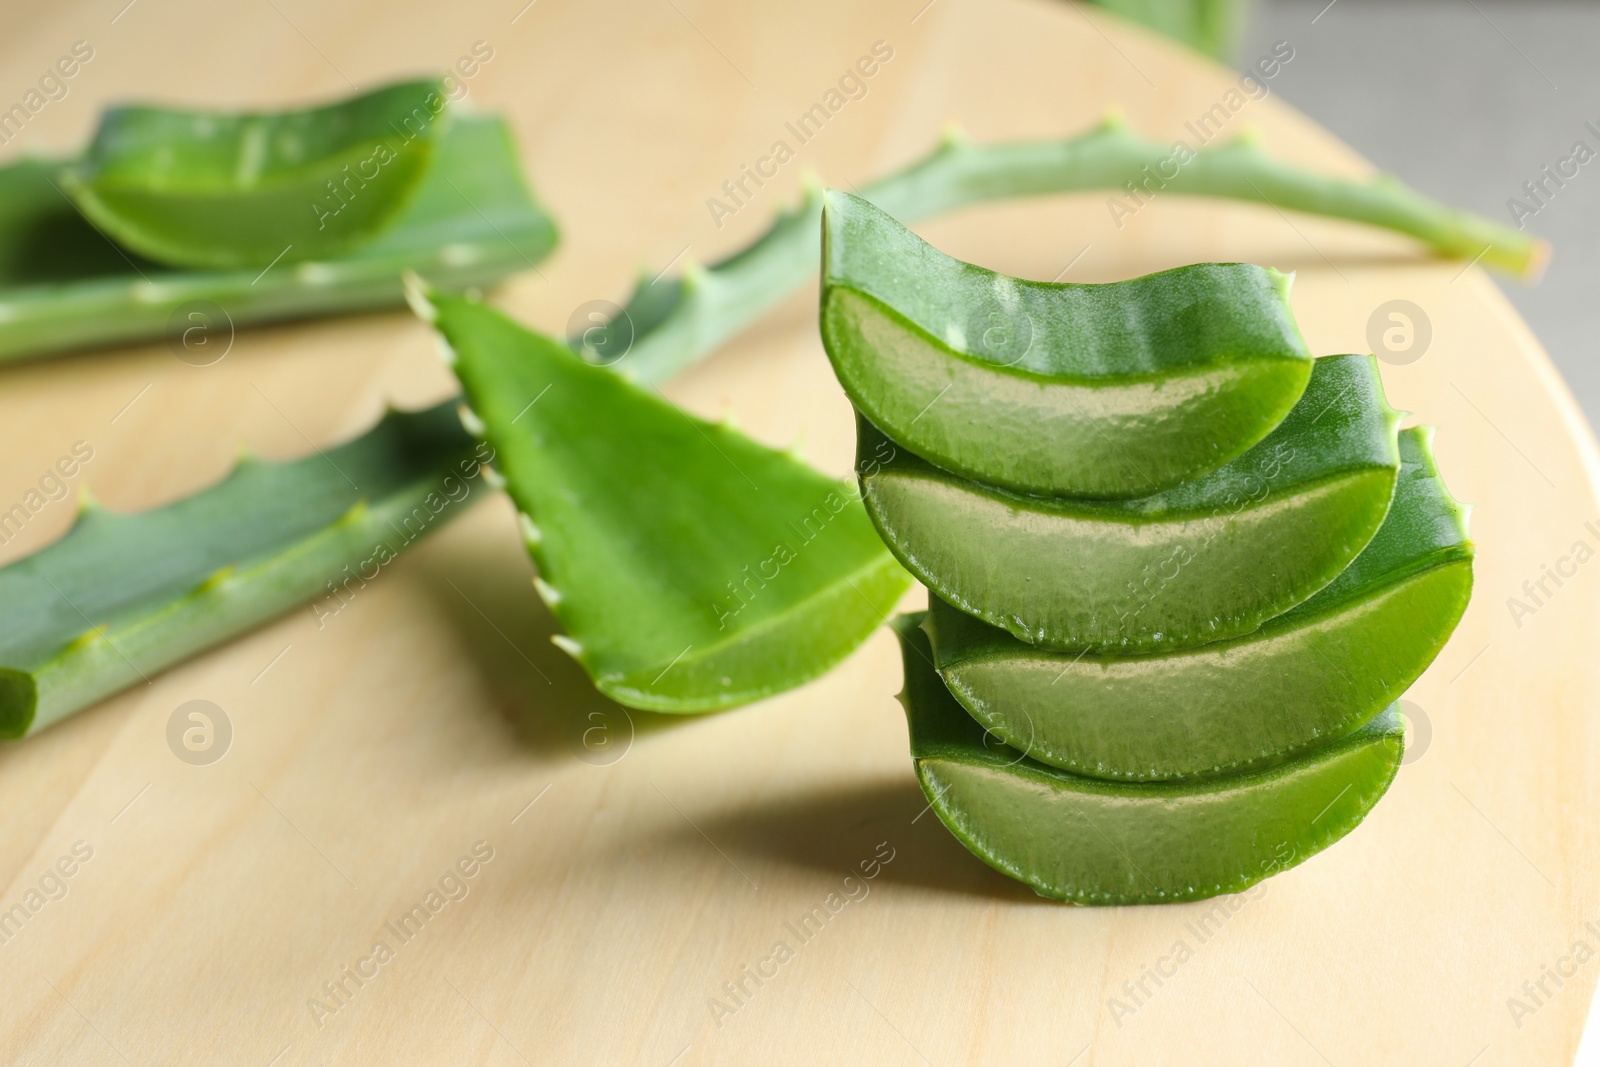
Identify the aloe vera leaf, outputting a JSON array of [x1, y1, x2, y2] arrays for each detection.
[[894, 615, 1405, 904], [1086, 0, 1246, 59], [927, 427, 1472, 782], [58, 80, 447, 270], [0, 113, 556, 362], [0, 406, 486, 740], [426, 289, 911, 713], [614, 117, 1541, 386], [820, 190, 1313, 498], [860, 354, 1402, 653]]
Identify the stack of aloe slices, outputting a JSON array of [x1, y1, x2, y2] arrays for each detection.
[[0, 78, 557, 360], [820, 190, 1474, 904]]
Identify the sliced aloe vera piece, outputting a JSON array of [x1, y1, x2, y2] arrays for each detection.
[[0, 406, 485, 740], [820, 190, 1313, 497], [928, 427, 1471, 781], [861, 354, 1402, 653], [60, 80, 447, 269], [0, 113, 555, 361], [428, 289, 911, 713], [894, 615, 1405, 904]]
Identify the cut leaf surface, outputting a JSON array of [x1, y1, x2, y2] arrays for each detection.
[[821, 190, 1313, 497], [928, 426, 1472, 781], [895, 615, 1405, 904], [432, 292, 911, 713], [0, 113, 556, 362], [0, 405, 487, 739], [61, 79, 447, 269], [861, 354, 1402, 653]]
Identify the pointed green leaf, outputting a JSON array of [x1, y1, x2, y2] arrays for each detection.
[[927, 426, 1472, 781], [0, 112, 556, 362], [428, 291, 911, 712], [0, 406, 487, 739], [60, 79, 448, 269], [821, 189, 1313, 497], [895, 615, 1406, 904], [860, 354, 1402, 653]]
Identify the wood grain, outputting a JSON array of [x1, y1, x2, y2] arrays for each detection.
[[0, 0, 1594, 1063]]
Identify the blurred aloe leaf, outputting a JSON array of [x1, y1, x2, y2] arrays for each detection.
[[0, 406, 486, 740], [609, 115, 1545, 384], [0, 111, 556, 361], [61, 79, 450, 269], [1086, 0, 1249, 60], [428, 288, 911, 712]]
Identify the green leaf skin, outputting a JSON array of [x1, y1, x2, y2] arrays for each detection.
[[60, 80, 448, 270], [0, 406, 487, 740], [894, 615, 1405, 904], [0, 113, 556, 362], [820, 190, 1313, 498], [927, 427, 1472, 782], [428, 290, 911, 713], [860, 354, 1402, 653]]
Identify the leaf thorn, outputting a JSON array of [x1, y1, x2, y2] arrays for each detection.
[[402, 271, 438, 323]]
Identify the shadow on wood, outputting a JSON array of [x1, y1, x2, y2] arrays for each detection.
[[408, 523, 695, 760], [690, 775, 1050, 903]]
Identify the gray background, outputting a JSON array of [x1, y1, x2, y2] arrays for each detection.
[[1243, 0, 1599, 422]]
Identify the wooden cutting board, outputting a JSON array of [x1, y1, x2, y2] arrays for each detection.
[[1, 1, 1595, 1063]]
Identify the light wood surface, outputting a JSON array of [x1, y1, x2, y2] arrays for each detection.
[[1, 1, 1596, 1063]]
